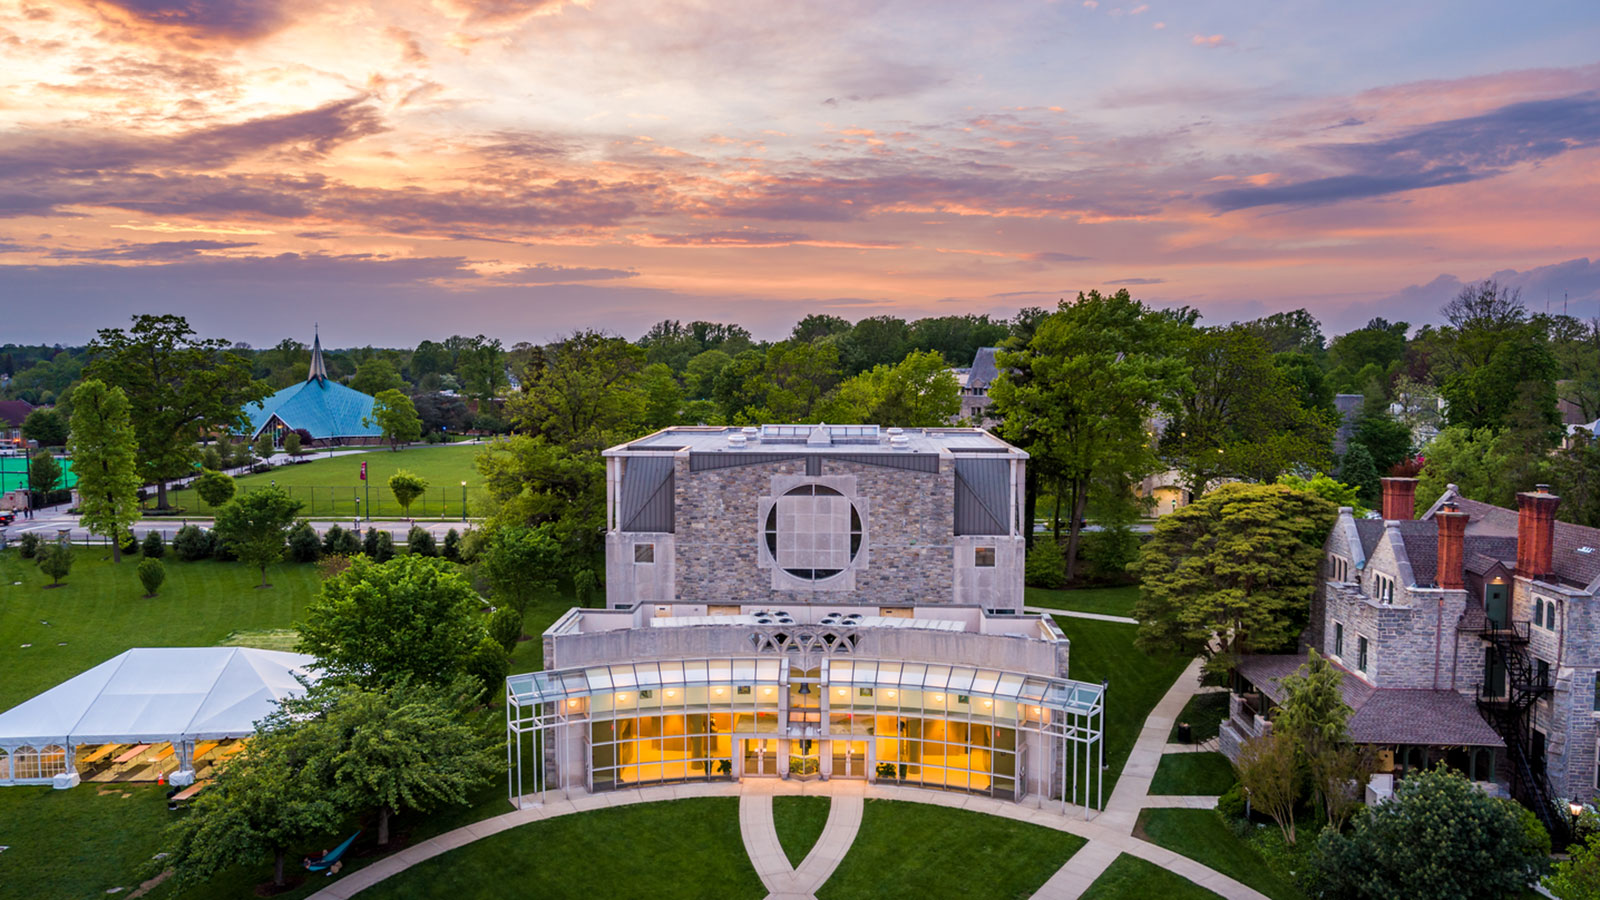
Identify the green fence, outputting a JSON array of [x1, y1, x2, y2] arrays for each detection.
[[0, 455, 77, 494], [157, 483, 486, 519]]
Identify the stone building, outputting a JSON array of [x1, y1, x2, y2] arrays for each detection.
[[955, 347, 1002, 426], [1224, 476, 1600, 839], [506, 424, 1107, 813]]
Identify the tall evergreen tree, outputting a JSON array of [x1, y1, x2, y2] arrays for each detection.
[[66, 379, 142, 563]]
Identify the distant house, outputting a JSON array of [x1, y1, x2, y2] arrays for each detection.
[[0, 399, 34, 447], [244, 333, 383, 448], [955, 347, 1002, 426]]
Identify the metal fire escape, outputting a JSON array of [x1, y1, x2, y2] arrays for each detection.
[[1475, 620, 1569, 845]]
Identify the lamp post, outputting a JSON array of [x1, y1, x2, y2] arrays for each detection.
[[461, 481, 467, 522]]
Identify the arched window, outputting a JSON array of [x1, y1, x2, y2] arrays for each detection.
[[12, 746, 40, 780], [40, 745, 68, 778], [764, 484, 863, 581]]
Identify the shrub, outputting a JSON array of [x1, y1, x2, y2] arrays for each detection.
[[442, 528, 463, 562], [364, 528, 395, 562], [210, 530, 237, 562], [37, 543, 72, 585], [193, 469, 236, 509], [489, 606, 522, 653], [142, 530, 165, 559], [1216, 782, 1248, 821], [172, 524, 213, 561], [119, 531, 140, 557], [573, 568, 598, 607], [287, 521, 322, 563], [466, 635, 509, 695], [137, 557, 165, 597], [18, 532, 41, 559], [200, 446, 223, 471], [253, 434, 275, 461], [1308, 766, 1551, 900], [1025, 541, 1067, 588], [318, 553, 355, 581], [283, 432, 302, 457], [322, 523, 362, 557], [1077, 526, 1140, 584], [407, 525, 437, 557], [294, 428, 314, 450]]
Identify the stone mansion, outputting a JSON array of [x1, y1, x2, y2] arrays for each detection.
[[1226, 476, 1600, 839]]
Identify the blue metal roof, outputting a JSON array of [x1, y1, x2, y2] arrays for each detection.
[[246, 379, 382, 440]]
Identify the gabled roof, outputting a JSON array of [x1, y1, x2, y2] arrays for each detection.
[[966, 347, 1002, 390], [1421, 488, 1600, 589], [246, 379, 381, 440], [0, 647, 316, 747], [0, 399, 34, 427]]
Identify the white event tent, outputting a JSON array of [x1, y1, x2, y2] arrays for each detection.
[[0, 647, 317, 788]]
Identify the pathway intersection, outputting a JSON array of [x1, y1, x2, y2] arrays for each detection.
[[306, 656, 1264, 900]]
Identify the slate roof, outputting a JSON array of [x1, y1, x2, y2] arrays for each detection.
[[245, 379, 381, 441], [1353, 519, 1385, 558], [1236, 654, 1502, 748], [1425, 491, 1600, 589], [0, 399, 34, 427], [966, 347, 1001, 390], [1394, 520, 1439, 584]]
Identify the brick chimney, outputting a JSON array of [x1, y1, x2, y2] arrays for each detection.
[[1435, 501, 1468, 589], [1515, 484, 1560, 579], [1380, 477, 1418, 521]]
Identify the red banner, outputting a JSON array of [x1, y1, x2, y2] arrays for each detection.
[[360, 461, 367, 481]]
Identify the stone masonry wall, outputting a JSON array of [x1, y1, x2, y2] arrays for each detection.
[[672, 456, 965, 606]]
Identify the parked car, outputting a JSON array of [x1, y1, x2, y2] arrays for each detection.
[[0, 511, 15, 526]]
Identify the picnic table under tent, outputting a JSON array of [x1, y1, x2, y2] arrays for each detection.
[[0, 647, 317, 788]]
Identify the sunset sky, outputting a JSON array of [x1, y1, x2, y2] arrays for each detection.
[[4, 0, 1600, 347]]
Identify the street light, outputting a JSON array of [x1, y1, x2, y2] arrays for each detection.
[[461, 481, 467, 523]]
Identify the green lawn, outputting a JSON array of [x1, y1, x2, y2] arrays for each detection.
[[355, 799, 764, 900], [1137, 809, 1306, 900], [1053, 616, 1192, 802], [1169, 691, 1229, 743], [1081, 854, 1220, 900], [1026, 585, 1139, 617], [774, 796, 831, 868], [1149, 753, 1236, 796], [0, 549, 322, 709], [819, 800, 1085, 900], [163, 444, 488, 518], [0, 783, 173, 900]]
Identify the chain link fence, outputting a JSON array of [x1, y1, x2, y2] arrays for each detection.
[[156, 484, 486, 519]]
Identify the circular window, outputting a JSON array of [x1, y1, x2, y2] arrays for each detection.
[[765, 484, 863, 581]]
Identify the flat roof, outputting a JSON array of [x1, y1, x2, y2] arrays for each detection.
[[608, 424, 1024, 458]]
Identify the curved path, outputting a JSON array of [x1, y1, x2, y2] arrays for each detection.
[[308, 657, 1262, 900]]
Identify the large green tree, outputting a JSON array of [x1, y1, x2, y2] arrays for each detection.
[[306, 679, 499, 845], [990, 290, 1185, 580], [298, 555, 489, 687], [482, 524, 561, 616], [1161, 324, 1334, 495], [366, 389, 422, 449], [66, 379, 142, 562], [476, 435, 607, 566], [349, 358, 405, 396], [816, 349, 960, 426], [1132, 482, 1336, 675], [20, 408, 68, 447], [213, 486, 302, 587], [510, 331, 646, 451], [712, 340, 842, 424], [1308, 766, 1550, 900], [163, 708, 341, 889], [84, 314, 267, 509]]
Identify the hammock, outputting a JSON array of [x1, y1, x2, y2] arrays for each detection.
[[306, 831, 361, 874]]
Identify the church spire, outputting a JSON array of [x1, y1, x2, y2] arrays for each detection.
[[307, 327, 327, 384]]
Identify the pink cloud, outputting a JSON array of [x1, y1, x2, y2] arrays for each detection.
[[1191, 34, 1228, 48]]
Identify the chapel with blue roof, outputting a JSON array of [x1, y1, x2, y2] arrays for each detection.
[[245, 333, 384, 447]]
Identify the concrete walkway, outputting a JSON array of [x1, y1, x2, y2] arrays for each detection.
[[305, 656, 1271, 900], [1022, 606, 1139, 625], [738, 781, 865, 899]]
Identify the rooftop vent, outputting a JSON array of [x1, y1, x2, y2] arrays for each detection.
[[889, 433, 910, 450], [728, 433, 747, 447]]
